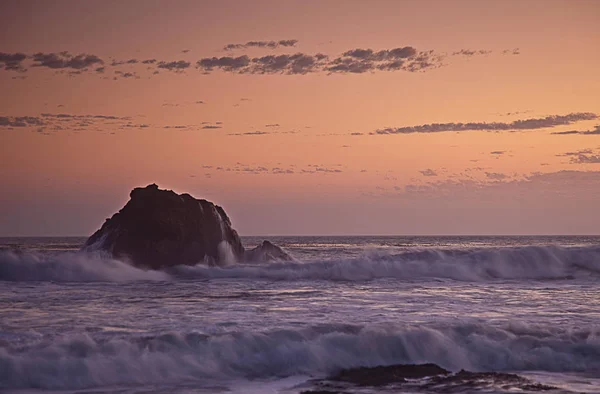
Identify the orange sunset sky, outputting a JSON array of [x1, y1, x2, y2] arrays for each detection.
[[1, 0, 599, 236]]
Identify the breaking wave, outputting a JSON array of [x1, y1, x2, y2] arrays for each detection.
[[0, 250, 169, 282], [1, 321, 598, 390], [1, 244, 600, 282], [175, 244, 600, 281]]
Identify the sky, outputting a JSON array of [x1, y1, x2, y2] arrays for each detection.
[[1, 0, 599, 236]]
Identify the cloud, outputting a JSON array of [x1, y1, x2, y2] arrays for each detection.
[[396, 170, 600, 201], [570, 154, 600, 164], [229, 131, 270, 136], [559, 148, 600, 164], [157, 60, 191, 71], [558, 149, 593, 157], [272, 167, 294, 174], [201, 125, 222, 129], [502, 48, 521, 55], [551, 125, 600, 135], [197, 46, 447, 75], [374, 113, 598, 134], [40, 113, 126, 120], [490, 151, 505, 155], [3, 45, 520, 78], [31, 52, 103, 70], [0, 52, 27, 71], [0, 112, 143, 134], [0, 116, 45, 127], [111, 59, 139, 66], [485, 172, 508, 180], [197, 55, 251, 72], [114, 71, 138, 79], [265, 124, 280, 127], [420, 169, 438, 177], [452, 49, 492, 56], [223, 39, 298, 51], [312, 167, 342, 173], [497, 110, 532, 117]]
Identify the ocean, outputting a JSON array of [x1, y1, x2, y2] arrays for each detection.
[[1, 235, 599, 393]]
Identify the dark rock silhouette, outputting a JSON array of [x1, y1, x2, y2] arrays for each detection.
[[307, 363, 557, 392], [245, 240, 293, 262], [329, 363, 449, 386], [83, 184, 245, 269]]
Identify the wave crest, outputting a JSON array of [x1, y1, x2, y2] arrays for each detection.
[[0, 250, 169, 282], [174, 245, 600, 281], [1, 322, 599, 389], [2, 244, 600, 282]]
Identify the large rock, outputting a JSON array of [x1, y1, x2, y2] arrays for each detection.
[[83, 184, 245, 269]]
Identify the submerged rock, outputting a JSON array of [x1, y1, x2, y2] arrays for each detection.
[[329, 363, 449, 386], [245, 240, 293, 262], [83, 184, 245, 269], [307, 363, 557, 392]]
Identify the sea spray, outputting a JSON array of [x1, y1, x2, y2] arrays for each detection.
[[1, 322, 599, 390], [3, 244, 600, 282]]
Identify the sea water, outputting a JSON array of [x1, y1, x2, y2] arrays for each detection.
[[1, 236, 599, 393]]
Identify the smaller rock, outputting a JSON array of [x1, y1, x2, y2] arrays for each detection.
[[245, 240, 293, 262], [329, 363, 449, 386]]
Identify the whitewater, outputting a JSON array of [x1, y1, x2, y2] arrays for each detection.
[[1, 236, 599, 393]]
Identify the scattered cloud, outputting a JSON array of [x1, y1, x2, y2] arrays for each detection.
[[114, 70, 138, 79], [3, 45, 520, 78], [0, 112, 145, 134], [31, 52, 103, 70], [157, 60, 191, 71], [272, 167, 294, 174], [373, 113, 598, 135], [265, 123, 280, 127], [452, 49, 492, 56], [201, 125, 222, 129], [551, 125, 600, 135], [485, 172, 508, 180], [496, 110, 532, 117], [229, 131, 270, 136], [398, 170, 600, 199], [110, 58, 139, 66], [490, 151, 505, 155], [502, 48, 521, 55], [420, 169, 438, 177], [223, 39, 298, 51], [0, 116, 45, 127], [559, 148, 600, 164], [0, 52, 27, 71], [571, 154, 600, 164]]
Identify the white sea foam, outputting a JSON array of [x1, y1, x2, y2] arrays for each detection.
[[2, 245, 600, 282], [174, 245, 600, 282], [0, 322, 598, 390], [0, 250, 169, 282]]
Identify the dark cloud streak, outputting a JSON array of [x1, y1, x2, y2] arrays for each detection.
[[374, 113, 598, 135], [223, 39, 298, 51]]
